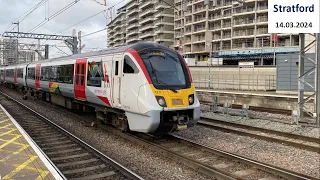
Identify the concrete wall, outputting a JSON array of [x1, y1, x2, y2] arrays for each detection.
[[276, 53, 315, 93], [189, 66, 276, 91]]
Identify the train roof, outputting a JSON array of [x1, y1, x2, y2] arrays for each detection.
[[27, 42, 172, 65], [1, 42, 175, 68]]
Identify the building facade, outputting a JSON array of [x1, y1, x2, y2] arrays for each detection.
[[108, 0, 301, 65], [107, 0, 175, 48], [173, 0, 299, 65]]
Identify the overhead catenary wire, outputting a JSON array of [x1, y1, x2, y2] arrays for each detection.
[[43, 0, 125, 47], [28, 0, 81, 33], [56, 9, 108, 34], [2, 0, 47, 35], [90, 0, 106, 6]]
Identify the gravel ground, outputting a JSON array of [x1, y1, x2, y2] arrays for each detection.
[[2, 89, 211, 180], [201, 104, 320, 139], [202, 103, 293, 123], [173, 125, 320, 179], [3, 88, 320, 179]]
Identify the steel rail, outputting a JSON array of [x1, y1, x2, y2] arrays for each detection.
[[0, 91, 144, 180], [199, 117, 320, 153], [169, 134, 315, 180]]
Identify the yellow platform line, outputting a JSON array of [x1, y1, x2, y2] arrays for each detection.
[[0, 138, 29, 147], [2, 155, 38, 179], [0, 129, 17, 137], [12, 164, 50, 180], [0, 124, 13, 129], [0, 119, 9, 124], [0, 135, 22, 149], [0, 144, 30, 162]]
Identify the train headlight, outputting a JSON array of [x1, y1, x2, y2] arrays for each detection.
[[156, 96, 167, 107], [188, 94, 194, 105]]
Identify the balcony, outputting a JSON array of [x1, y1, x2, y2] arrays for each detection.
[[234, 7, 255, 15], [193, 46, 206, 53], [127, 35, 140, 43], [155, 27, 174, 34], [127, 23, 139, 30], [127, 16, 138, 24], [209, 24, 221, 31], [256, 28, 268, 35], [212, 34, 221, 41], [155, 10, 174, 18], [222, 23, 231, 29], [193, 36, 205, 43], [127, 8, 139, 16], [154, 35, 174, 42], [256, 16, 268, 24], [194, 26, 206, 33], [208, 14, 221, 21], [257, 5, 268, 12], [194, 6, 206, 13], [194, 17, 206, 23], [185, 29, 192, 35], [139, 8, 154, 18], [139, 23, 154, 32], [174, 24, 182, 30], [140, 16, 155, 25], [127, 29, 139, 37], [233, 19, 255, 26], [154, 19, 174, 26], [155, 1, 171, 10], [233, 29, 254, 38], [126, 0, 139, 10], [139, 30, 154, 39], [185, 20, 193, 25], [139, 0, 155, 10]]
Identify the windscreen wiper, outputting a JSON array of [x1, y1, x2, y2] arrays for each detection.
[[169, 89, 178, 93]]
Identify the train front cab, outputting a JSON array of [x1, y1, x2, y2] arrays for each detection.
[[124, 45, 200, 135]]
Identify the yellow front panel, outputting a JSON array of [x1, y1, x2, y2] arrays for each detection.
[[150, 84, 195, 108]]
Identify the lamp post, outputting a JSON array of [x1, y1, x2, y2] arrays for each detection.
[[207, 43, 212, 88], [12, 21, 19, 64], [159, 0, 185, 56]]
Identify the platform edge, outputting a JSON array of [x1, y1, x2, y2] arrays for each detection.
[[0, 104, 66, 180]]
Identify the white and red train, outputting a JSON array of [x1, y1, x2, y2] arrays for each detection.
[[0, 42, 200, 134]]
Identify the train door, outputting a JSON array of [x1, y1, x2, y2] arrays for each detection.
[[35, 64, 41, 90], [0, 69, 3, 83], [120, 54, 140, 112], [14, 67, 17, 84], [74, 58, 87, 101], [112, 54, 122, 107]]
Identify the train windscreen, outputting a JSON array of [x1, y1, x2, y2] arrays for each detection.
[[139, 48, 190, 90]]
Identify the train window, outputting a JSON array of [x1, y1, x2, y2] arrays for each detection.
[[81, 64, 84, 85], [115, 61, 119, 76], [60, 64, 74, 84], [123, 55, 139, 74], [87, 61, 102, 87], [6, 69, 14, 78], [76, 65, 79, 85], [17, 68, 23, 78], [27, 68, 35, 80]]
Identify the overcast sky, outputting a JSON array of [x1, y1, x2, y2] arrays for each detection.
[[0, 0, 125, 59]]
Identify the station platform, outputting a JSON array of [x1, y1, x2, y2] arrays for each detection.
[[196, 89, 298, 99], [195, 88, 308, 112], [0, 105, 64, 180]]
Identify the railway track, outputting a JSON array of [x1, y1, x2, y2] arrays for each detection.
[[199, 117, 320, 153], [200, 101, 292, 116], [0, 91, 143, 180], [117, 132, 315, 180], [1, 88, 317, 180]]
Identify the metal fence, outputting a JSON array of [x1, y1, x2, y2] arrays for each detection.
[[192, 72, 276, 91]]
